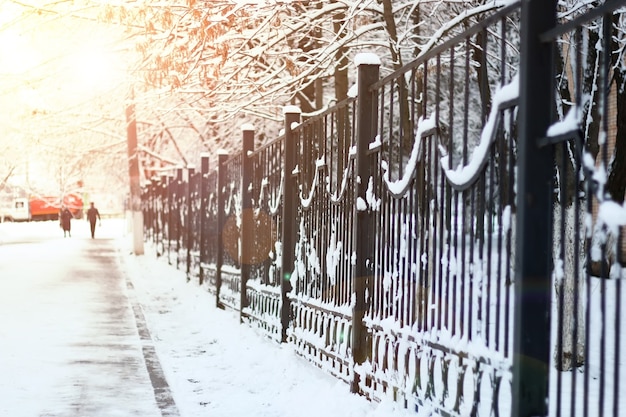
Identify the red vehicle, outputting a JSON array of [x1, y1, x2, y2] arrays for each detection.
[[29, 194, 83, 221]]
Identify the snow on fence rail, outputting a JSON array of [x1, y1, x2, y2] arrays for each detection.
[[141, 2, 626, 416]]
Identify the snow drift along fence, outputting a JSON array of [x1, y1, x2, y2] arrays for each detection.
[[141, 1, 626, 416]]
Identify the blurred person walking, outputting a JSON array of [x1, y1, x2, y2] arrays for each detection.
[[60, 206, 73, 237], [86, 202, 101, 239]]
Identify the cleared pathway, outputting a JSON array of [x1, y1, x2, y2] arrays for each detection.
[[0, 221, 177, 417]]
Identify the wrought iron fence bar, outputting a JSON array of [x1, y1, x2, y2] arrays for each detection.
[[469, 181, 477, 351], [495, 155, 504, 352], [615, 281, 623, 417], [505, 109, 515, 359], [572, 132, 583, 417], [486, 155, 494, 348], [584, 152, 593, 417], [463, 36, 470, 166], [555, 141, 566, 417], [480, 27, 489, 123]]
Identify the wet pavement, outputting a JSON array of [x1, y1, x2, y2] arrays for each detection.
[[0, 227, 178, 416]]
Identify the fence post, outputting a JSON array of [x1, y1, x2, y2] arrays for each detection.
[[175, 167, 184, 269], [281, 106, 301, 343], [240, 124, 255, 322], [186, 165, 195, 280], [199, 154, 210, 285], [158, 174, 167, 258], [150, 179, 158, 243], [216, 151, 228, 309], [513, 2, 556, 417], [167, 173, 174, 264], [142, 182, 151, 242], [148, 180, 155, 242], [142, 182, 148, 241], [352, 54, 380, 394]]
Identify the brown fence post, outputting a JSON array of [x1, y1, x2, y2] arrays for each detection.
[[160, 174, 168, 259], [240, 124, 255, 322], [142, 181, 151, 242], [186, 165, 195, 280], [167, 172, 174, 264], [158, 176, 164, 256], [351, 54, 380, 394], [199, 154, 210, 285], [281, 106, 301, 343], [216, 151, 228, 309], [175, 166, 184, 270], [150, 180, 161, 245]]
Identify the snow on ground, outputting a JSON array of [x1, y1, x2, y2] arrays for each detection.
[[117, 232, 411, 417], [0, 218, 412, 417]]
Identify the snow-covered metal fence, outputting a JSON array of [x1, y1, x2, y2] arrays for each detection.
[[141, 1, 626, 416], [354, 3, 521, 414], [535, 2, 626, 417]]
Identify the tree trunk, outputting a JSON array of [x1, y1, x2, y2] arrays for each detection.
[[332, 10, 349, 103], [553, 202, 586, 371], [332, 7, 350, 177], [550, 29, 598, 371], [607, 30, 626, 205], [381, 0, 413, 158]]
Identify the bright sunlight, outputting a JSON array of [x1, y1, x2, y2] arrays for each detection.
[[66, 47, 126, 93]]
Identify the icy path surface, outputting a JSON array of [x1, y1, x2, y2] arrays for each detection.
[[0, 220, 164, 417], [0, 219, 414, 417]]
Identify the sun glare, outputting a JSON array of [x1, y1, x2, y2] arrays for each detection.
[[67, 48, 125, 92], [0, 31, 38, 75]]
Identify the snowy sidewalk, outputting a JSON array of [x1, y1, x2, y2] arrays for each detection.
[[118, 240, 408, 417], [0, 220, 410, 417], [0, 221, 175, 417]]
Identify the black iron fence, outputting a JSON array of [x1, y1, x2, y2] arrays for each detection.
[[140, 1, 626, 416], [539, 2, 626, 417]]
